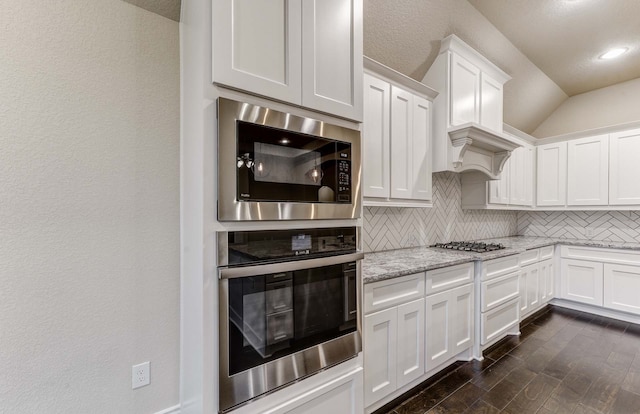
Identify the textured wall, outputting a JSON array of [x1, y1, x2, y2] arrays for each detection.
[[518, 211, 640, 243], [532, 77, 640, 138], [363, 0, 567, 135], [364, 173, 518, 252], [0, 1, 179, 413]]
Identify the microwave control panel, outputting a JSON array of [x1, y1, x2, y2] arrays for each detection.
[[337, 151, 351, 202]]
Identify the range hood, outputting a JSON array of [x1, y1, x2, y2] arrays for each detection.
[[448, 122, 520, 179], [422, 34, 521, 180]]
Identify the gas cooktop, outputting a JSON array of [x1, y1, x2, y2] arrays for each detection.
[[431, 241, 506, 253]]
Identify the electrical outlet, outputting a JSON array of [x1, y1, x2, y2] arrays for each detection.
[[585, 228, 594, 238], [132, 362, 150, 389]]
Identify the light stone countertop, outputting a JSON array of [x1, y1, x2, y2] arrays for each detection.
[[363, 236, 640, 284]]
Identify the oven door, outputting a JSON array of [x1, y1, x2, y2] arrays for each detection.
[[217, 97, 361, 221], [218, 252, 363, 412]]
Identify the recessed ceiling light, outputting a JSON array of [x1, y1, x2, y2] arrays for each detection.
[[599, 47, 628, 60]]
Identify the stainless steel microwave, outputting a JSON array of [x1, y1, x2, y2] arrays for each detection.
[[217, 98, 361, 221]]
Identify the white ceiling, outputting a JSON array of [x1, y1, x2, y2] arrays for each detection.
[[468, 0, 640, 96]]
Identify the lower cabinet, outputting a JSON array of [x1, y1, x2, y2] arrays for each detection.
[[363, 271, 426, 408], [540, 259, 554, 303], [559, 245, 640, 316], [519, 263, 540, 317], [519, 247, 555, 319], [560, 259, 604, 306], [425, 283, 473, 371], [363, 294, 425, 407], [603, 263, 640, 314]]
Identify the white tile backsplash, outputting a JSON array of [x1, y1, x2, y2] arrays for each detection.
[[518, 210, 640, 243], [363, 172, 518, 252]]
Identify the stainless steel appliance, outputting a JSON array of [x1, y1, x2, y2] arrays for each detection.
[[217, 98, 362, 221], [218, 227, 363, 412], [432, 241, 506, 253]]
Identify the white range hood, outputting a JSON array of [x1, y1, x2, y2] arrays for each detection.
[[447, 122, 520, 179], [423, 34, 521, 180]]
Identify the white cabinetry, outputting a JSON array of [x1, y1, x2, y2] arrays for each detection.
[[363, 59, 437, 206], [558, 245, 640, 318], [536, 141, 567, 206], [462, 141, 534, 209], [560, 259, 604, 306], [517, 246, 555, 319], [364, 263, 474, 410], [609, 128, 640, 205], [213, 0, 363, 121], [477, 255, 520, 350], [604, 264, 640, 314], [363, 273, 425, 407], [425, 263, 474, 370], [422, 35, 515, 178], [567, 134, 609, 206], [425, 283, 473, 371]]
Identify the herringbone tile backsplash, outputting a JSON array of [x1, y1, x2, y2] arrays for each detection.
[[518, 211, 640, 243], [363, 172, 518, 252]]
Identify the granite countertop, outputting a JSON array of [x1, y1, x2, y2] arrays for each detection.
[[363, 236, 640, 284]]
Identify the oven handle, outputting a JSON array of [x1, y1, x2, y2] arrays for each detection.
[[219, 252, 365, 279]]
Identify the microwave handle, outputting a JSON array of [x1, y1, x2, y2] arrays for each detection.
[[219, 252, 364, 280]]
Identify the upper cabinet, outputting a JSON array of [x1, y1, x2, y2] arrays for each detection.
[[460, 128, 534, 210], [422, 35, 519, 179], [212, 0, 363, 121], [536, 141, 567, 207], [567, 135, 609, 206], [362, 58, 437, 207], [609, 128, 640, 205]]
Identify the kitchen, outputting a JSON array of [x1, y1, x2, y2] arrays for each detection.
[[3, 1, 640, 414]]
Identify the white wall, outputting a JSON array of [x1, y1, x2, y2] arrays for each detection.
[[0, 1, 180, 413], [532, 77, 640, 138]]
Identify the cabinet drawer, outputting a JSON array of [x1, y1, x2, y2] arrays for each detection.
[[560, 245, 640, 266], [539, 245, 554, 260], [519, 249, 539, 266], [364, 272, 425, 314], [481, 271, 520, 312], [481, 297, 520, 346], [426, 262, 474, 295], [481, 255, 520, 281]]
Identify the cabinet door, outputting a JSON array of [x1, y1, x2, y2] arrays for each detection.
[[609, 128, 640, 205], [212, 0, 302, 104], [539, 259, 555, 304], [363, 307, 397, 406], [536, 142, 567, 206], [479, 72, 503, 132], [411, 96, 432, 200], [451, 284, 474, 355], [604, 264, 640, 315], [363, 74, 390, 199], [425, 289, 451, 371], [396, 299, 425, 388], [560, 259, 603, 306], [301, 0, 363, 120], [519, 270, 529, 316], [523, 145, 534, 206], [567, 135, 609, 206], [527, 264, 541, 312], [390, 86, 413, 199], [449, 53, 480, 126], [488, 156, 510, 204], [509, 146, 524, 205]]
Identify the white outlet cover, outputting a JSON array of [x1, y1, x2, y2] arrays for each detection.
[[132, 361, 150, 389]]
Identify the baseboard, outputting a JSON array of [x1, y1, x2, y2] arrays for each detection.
[[155, 404, 180, 414], [550, 298, 640, 325]]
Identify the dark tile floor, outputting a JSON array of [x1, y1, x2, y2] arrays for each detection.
[[374, 305, 640, 414]]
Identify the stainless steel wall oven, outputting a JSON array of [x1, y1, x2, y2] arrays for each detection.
[[218, 227, 363, 412], [217, 98, 362, 221]]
